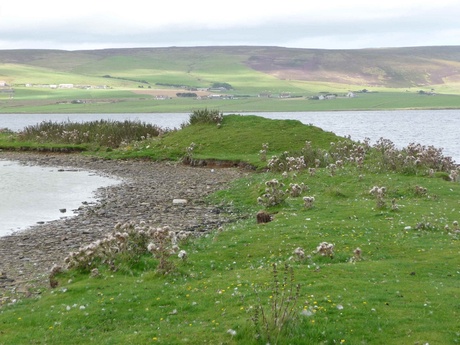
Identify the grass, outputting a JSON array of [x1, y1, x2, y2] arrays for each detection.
[[2, 46, 460, 113], [97, 115, 340, 166], [0, 114, 459, 344], [2, 90, 460, 114]]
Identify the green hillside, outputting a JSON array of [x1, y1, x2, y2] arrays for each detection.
[[1, 46, 460, 113]]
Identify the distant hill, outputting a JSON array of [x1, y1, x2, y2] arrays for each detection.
[[1, 46, 460, 90]]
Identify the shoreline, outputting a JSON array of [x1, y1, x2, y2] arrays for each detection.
[[0, 152, 247, 296]]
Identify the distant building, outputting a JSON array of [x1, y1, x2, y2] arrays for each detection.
[[0, 81, 6, 87]]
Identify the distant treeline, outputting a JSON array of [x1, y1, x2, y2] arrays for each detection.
[[156, 82, 233, 90], [176, 92, 197, 98], [156, 82, 191, 88]]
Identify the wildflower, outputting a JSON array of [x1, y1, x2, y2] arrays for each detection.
[[415, 185, 427, 195], [315, 242, 334, 257], [353, 247, 362, 261], [178, 250, 187, 260], [303, 196, 315, 209], [301, 308, 314, 316], [90, 268, 100, 278], [293, 247, 305, 259], [328, 163, 337, 176], [369, 186, 386, 208], [49, 264, 62, 277], [147, 243, 157, 253], [227, 329, 237, 337]]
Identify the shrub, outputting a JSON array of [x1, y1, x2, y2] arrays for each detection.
[[184, 108, 223, 127]]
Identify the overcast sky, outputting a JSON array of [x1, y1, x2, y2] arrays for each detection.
[[1, 0, 459, 51]]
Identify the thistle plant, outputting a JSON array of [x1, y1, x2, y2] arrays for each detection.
[[292, 247, 306, 260], [369, 186, 387, 209], [414, 185, 428, 196], [147, 226, 186, 274], [257, 179, 287, 206], [18, 119, 163, 148], [352, 247, 362, 261], [63, 222, 190, 275], [315, 242, 334, 257], [251, 263, 301, 344], [288, 183, 308, 197], [327, 163, 337, 176], [259, 142, 269, 162], [182, 142, 197, 164], [303, 196, 315, 209]]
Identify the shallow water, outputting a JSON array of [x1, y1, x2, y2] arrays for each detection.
[[0, 160, 119, 236]]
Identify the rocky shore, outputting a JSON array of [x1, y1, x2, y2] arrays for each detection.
[[0, 152, 248, 296]]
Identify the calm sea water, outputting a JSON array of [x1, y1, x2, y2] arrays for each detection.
[[0, 161, 119, 236], [0, 110, 459, 235]]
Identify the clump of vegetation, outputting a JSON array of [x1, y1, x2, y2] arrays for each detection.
[[211, 82, 233, 90], [64, 221, 190, 275], [251, 263, 301, 344], [183, 108, 223, 127], [18, 119, 164, 149], [257, 178, 287, 206], [369, 185, 387, 209], [259, 142, 269, 161]]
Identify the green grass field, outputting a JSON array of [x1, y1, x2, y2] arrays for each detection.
[[2, 46, 460, 113], [0, 115, 459, 344], [2, 89, 460, 114]]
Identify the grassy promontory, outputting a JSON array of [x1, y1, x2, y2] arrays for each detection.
[[0, 113, 459, 344]]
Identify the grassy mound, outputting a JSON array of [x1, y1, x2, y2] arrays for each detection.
[[0, 114, 459, 344], [104, 114, 340, 167]]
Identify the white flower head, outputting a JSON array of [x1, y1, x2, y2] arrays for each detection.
[[227, 329, 237, 337], [178, 250, 188, 260]]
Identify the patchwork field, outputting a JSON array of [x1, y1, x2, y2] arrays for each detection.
[[1, 46, 460, 113]]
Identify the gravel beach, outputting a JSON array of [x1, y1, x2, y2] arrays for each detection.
[[0, 152, 247, 296]]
